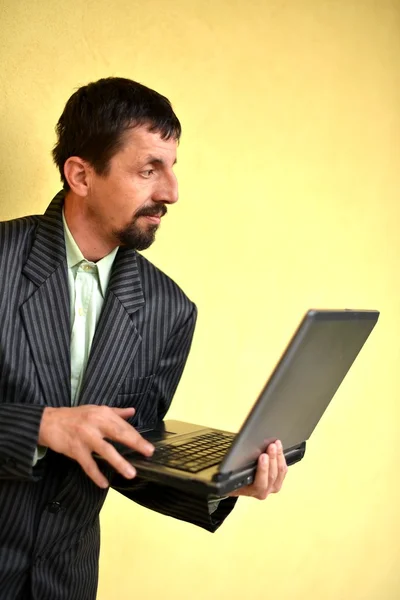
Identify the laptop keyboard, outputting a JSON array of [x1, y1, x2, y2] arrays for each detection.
[[150, 431, 235, 473]]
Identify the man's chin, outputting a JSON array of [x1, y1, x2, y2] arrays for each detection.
[[116, 226, 157, 251]]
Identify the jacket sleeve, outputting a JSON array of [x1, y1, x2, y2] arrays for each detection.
[[0, 217, 46, 480], [111, 302, 238, 532], [113, 477, 237, 533], [0, 403, 45, 480]]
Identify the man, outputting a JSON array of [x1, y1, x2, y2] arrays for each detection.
[[0, 77, 287, 599]]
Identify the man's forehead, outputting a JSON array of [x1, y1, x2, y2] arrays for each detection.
[[123, 125, 177, 150], [118, 125, 177, 163]]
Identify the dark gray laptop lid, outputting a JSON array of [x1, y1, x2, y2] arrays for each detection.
[[219, 309, 379, 473]]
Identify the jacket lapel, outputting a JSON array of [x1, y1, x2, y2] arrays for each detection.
[[78, 247, 145, 406], [20, 192, 71, 408], [20, 191, 145, 408]]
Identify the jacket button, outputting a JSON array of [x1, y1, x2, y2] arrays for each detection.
[[48, 501, 62, 514]]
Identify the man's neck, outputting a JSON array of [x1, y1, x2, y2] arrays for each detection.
[[63, 193, 118, 262]]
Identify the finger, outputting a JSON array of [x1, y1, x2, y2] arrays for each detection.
[[105, 416, 154, 457], [266, 443, 278, 494], [272, 440, 288, 493], [248, 452, 271, 499], [111, 407, 136, 419], [79, 450, 110, 489], [94, 439, 137, 481]]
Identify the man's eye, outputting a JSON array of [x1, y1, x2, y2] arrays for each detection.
[[142, 169, 155, 178]]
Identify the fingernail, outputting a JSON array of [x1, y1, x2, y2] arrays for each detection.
[[261, 454, 268, 465], [270, 444, 276, 456], [276, 440, 282, 451], [125, 465, 136, 478], [146, 444, 154, 454], [100, 479, 109, 489]]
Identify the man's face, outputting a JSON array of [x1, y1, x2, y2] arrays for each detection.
[[85, 125, 179, 250]]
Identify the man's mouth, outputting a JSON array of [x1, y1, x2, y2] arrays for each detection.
[[141, 214, 161, 224], [136, 205, 167, 224]]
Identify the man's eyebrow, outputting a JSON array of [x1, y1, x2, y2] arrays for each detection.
[[143, 155, 177, 166]]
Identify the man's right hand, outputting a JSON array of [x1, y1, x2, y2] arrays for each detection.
[[38, 405, 154, 488]]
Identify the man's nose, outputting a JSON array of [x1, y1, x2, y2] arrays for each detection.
[[153, 171, 178, 205]]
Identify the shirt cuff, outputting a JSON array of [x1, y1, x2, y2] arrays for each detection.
[[33, 445, 47, 466], [208, 495, 229, 515]]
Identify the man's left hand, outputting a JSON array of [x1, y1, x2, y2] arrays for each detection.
[[228, 440, 288, 499]]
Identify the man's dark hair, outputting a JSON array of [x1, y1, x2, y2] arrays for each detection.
[[52, 77, 181, 190]]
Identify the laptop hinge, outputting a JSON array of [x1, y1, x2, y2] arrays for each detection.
[[211, 441, 306, 482], [285, 441, 306, 465], [211, 470, 234, 483]]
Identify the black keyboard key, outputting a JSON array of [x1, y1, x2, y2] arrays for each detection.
[[149, 431, 235, 473]]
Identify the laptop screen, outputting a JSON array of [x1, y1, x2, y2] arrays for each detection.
[[220, 309, 379, 473]]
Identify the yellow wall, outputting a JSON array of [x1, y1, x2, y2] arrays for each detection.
[[1, 0, 399, 598]]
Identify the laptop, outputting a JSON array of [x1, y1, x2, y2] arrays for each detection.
[[117, 309, 379, 496]]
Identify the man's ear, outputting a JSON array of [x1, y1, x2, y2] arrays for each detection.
[[63, 157, 91, 196]]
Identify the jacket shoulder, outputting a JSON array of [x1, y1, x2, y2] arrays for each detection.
[[0, 214, 39, 263], [0, 214, 39, 243], [135, 252, 196, 316]]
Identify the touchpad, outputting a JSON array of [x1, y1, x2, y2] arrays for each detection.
[[141, 428, 176, 443]]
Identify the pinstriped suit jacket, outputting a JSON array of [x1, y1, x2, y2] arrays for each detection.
[[0, 192, 236, 600]]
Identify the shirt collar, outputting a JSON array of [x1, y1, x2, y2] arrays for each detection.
[[62, 210, 119, 298], [96, 248, 119, 297]]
